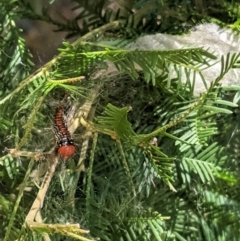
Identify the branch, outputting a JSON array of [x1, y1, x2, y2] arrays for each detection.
[[67, 83, 102, 206], [25, 155, 59, 222], [26, 221, 91, 241]]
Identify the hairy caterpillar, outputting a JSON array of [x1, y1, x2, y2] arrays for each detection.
[[54, 106, 75, 159]]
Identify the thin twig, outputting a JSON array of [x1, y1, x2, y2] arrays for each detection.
[[117, 140, 136, 196], [86, 133, 98, 220], [3, 148, 47, 160], [25, 155, 59, 222], [67, 86, 100, 205], [68, 83, 102, 135]]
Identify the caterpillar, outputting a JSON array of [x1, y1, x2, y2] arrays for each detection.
[[54, 106, 75, 159]]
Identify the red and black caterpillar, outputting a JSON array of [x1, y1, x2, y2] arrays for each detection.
[[54, 106, 75, 159]]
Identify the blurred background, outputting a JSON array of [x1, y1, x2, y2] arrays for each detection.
[[17, 0, 78, 66]]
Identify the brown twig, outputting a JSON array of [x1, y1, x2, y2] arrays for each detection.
[[67, 84, 101, 206]]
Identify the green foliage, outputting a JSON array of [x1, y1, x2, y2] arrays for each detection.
[[1, 0, 240, 241], [0, 1, 33, 95]]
